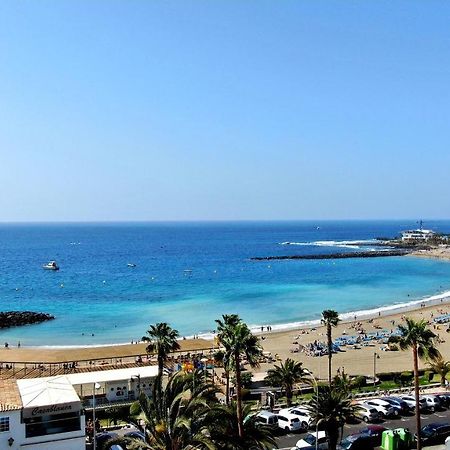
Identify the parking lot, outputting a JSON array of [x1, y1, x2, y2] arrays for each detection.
[[276, 400, 450, 449]]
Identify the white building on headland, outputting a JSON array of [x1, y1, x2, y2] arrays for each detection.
[[401, 228, 436, 242]]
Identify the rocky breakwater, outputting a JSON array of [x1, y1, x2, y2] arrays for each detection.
[[0, 311, 55, 329], [251, 249, 411, 261]]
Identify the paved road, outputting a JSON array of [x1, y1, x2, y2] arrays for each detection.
[[275, 407, 450, 449]]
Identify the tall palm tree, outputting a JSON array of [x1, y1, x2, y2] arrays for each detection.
[[142, 322, 180, 378], [321, 310, 340, 385], [398, 318, 441, 450], [215, 314, 262, 439], [114, 370, 218, 450], [265, 358, 308, 407], [428, 356, 450, 387], [215, 314, 240, 405], [208, 402, 277, 450], [305, 384, 355, 450]]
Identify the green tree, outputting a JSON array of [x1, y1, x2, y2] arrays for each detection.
[[321, 310, 340, 384], [142, 322, 180, 378], [215, 314, 262, 439], [428, 356, 450, 387], [306, 384, 355, 450], [265, 358, 308, 407], [114, 370, 218, 450], [215, 314, 240, 405], [209, 402, 277, 450], [397, 318, 441, 450]]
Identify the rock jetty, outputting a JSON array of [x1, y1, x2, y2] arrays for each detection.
[[251, 249, 411, 261], [0, 311, 55, 329]]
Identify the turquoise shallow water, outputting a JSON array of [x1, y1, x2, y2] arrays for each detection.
[[1, 221, 450, 346]]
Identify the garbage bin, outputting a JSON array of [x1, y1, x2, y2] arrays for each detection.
[[381, 430, 400, 450], [394, 427, 412, 450]]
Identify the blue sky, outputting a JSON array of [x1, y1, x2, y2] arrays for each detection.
[[1, 1, 449, 221]]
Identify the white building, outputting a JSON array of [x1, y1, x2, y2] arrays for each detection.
[[0, 377, 85, 450], [401, 228, 436, 242], [0, 366, 158, 449]]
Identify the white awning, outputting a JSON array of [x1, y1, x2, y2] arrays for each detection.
[[64, 365, 158, 386], [17, 376, 80, 408]]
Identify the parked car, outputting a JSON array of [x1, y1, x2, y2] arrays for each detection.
[[354, 424, 387, 447], [295, 431, 327, 449], [400, 395, 428, 412], [381, 397, 411, 415], [338, 433, 376, 450], [279, 406, 313, 429], [415, 423, 450, 446], [95, 432, 120, 449], [359, 399, 398, 418], [421, 394, 442, 412], [353, 404, 380, 423], [254, 411, 279, 430], [277, 412, 302, 432], [435, 392, 450, 408]]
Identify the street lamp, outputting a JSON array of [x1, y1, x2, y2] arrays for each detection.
[[92, 382, 101, 450], [373, 352, 380, 388]]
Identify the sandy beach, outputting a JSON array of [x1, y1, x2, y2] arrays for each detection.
[[258, 299, 450, 379], [409, 246, 450, 260]]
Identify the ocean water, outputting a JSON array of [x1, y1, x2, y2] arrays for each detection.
[[1, 220, 450, 346]]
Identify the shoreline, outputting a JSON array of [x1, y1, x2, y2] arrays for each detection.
[[4, 288, 450, 351]]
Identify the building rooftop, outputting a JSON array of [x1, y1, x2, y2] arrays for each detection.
[[0, 379, 22, 411], [17, 376, 80, 408]]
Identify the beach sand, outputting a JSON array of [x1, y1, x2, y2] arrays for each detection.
[[258, 301, 450, 379], [409, 246, 450, 260]]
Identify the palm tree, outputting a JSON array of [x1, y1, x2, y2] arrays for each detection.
[[428, 356, 450, 387], [321, 310, 340, 385], [215, 314, 240, 405], [142, 322, 180, 378], [215, 314, 262, 439], [397, 318, 441, 450], [113, 370, 218, 450], [305, 384, 355, 450], [265, 358, 308, 407], [208, 402, 277, 449]]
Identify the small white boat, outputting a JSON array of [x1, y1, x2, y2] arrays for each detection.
[[43, 261, 59, 271], [127, 263, 136, 268]]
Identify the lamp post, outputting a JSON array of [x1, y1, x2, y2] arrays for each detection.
[[92, 382, 101, 450], [373, 352, 380, 388]]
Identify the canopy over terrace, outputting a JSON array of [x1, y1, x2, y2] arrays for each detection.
[[0, 338, 213, 365], [17, 376, 81, 411]]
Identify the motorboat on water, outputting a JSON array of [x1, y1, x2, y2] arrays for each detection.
[[127, 263, 136, 267], [43, 261, 59, 271]]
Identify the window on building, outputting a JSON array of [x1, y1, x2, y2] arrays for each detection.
[[0, 417, 10, 432], [24, 412, 81, 438]]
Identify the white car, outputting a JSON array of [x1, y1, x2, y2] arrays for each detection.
[[421, 394, 441, 412], [400, 395, 428, 412], [279, 406, 313, 429], [353, 404, 380, 423], [361, 399, 398, 418], [294, 431, 327, 449], [277, 412, 302, 432]]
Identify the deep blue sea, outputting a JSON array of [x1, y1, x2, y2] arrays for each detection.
[[1, 220, 450, 347]]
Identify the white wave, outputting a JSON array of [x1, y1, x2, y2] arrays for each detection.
[[246, 289, 450, 336], [280, 239, 378, 249]]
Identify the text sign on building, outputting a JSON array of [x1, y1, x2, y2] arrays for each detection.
[[22, 401, 81, 419]]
